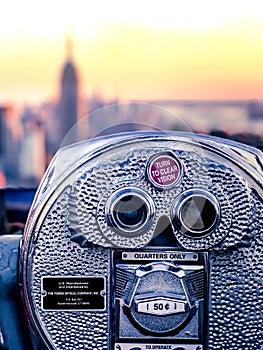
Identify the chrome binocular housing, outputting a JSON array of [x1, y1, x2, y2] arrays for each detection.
[[18, 126, 262, 350]]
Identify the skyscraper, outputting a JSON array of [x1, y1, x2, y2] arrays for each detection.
[[0, 107, 4, 156], [57, 39, 79, 147], [19, 108, 46, 186], [0, 106, 19, 185], [0, 107, 6, 186]]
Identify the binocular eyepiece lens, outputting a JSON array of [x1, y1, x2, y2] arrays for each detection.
[[172, 189, 220, 238], [106, 188, 155, 234], [113, 195, 147, 229]]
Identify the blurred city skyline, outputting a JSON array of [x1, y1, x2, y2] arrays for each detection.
[[1, 0, 263, 105], [1, 0, 263, 189]]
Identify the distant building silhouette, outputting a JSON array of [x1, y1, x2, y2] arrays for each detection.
[[0, 106, 19, 186], [248, 100, 263, 120], [57, 39, 79, 147], [19, 108, 46, 186], [0, 106, 6, 186], [0, 107, 5, 158]]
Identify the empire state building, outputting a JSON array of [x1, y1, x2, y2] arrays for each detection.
[[58, 40, 78, 146]]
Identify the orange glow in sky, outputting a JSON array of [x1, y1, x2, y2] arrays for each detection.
[[1, 0, 263, 104]]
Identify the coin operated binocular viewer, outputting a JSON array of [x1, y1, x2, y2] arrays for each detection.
[[0, 104, 262, 350]]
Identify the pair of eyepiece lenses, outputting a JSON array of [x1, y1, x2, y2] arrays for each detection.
[[106, 187, 220, 238], [172, 189, 220, 238], [106, 188, 155, 234]]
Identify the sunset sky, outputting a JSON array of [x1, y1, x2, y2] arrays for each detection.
[[1, 0, 263, 104]]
